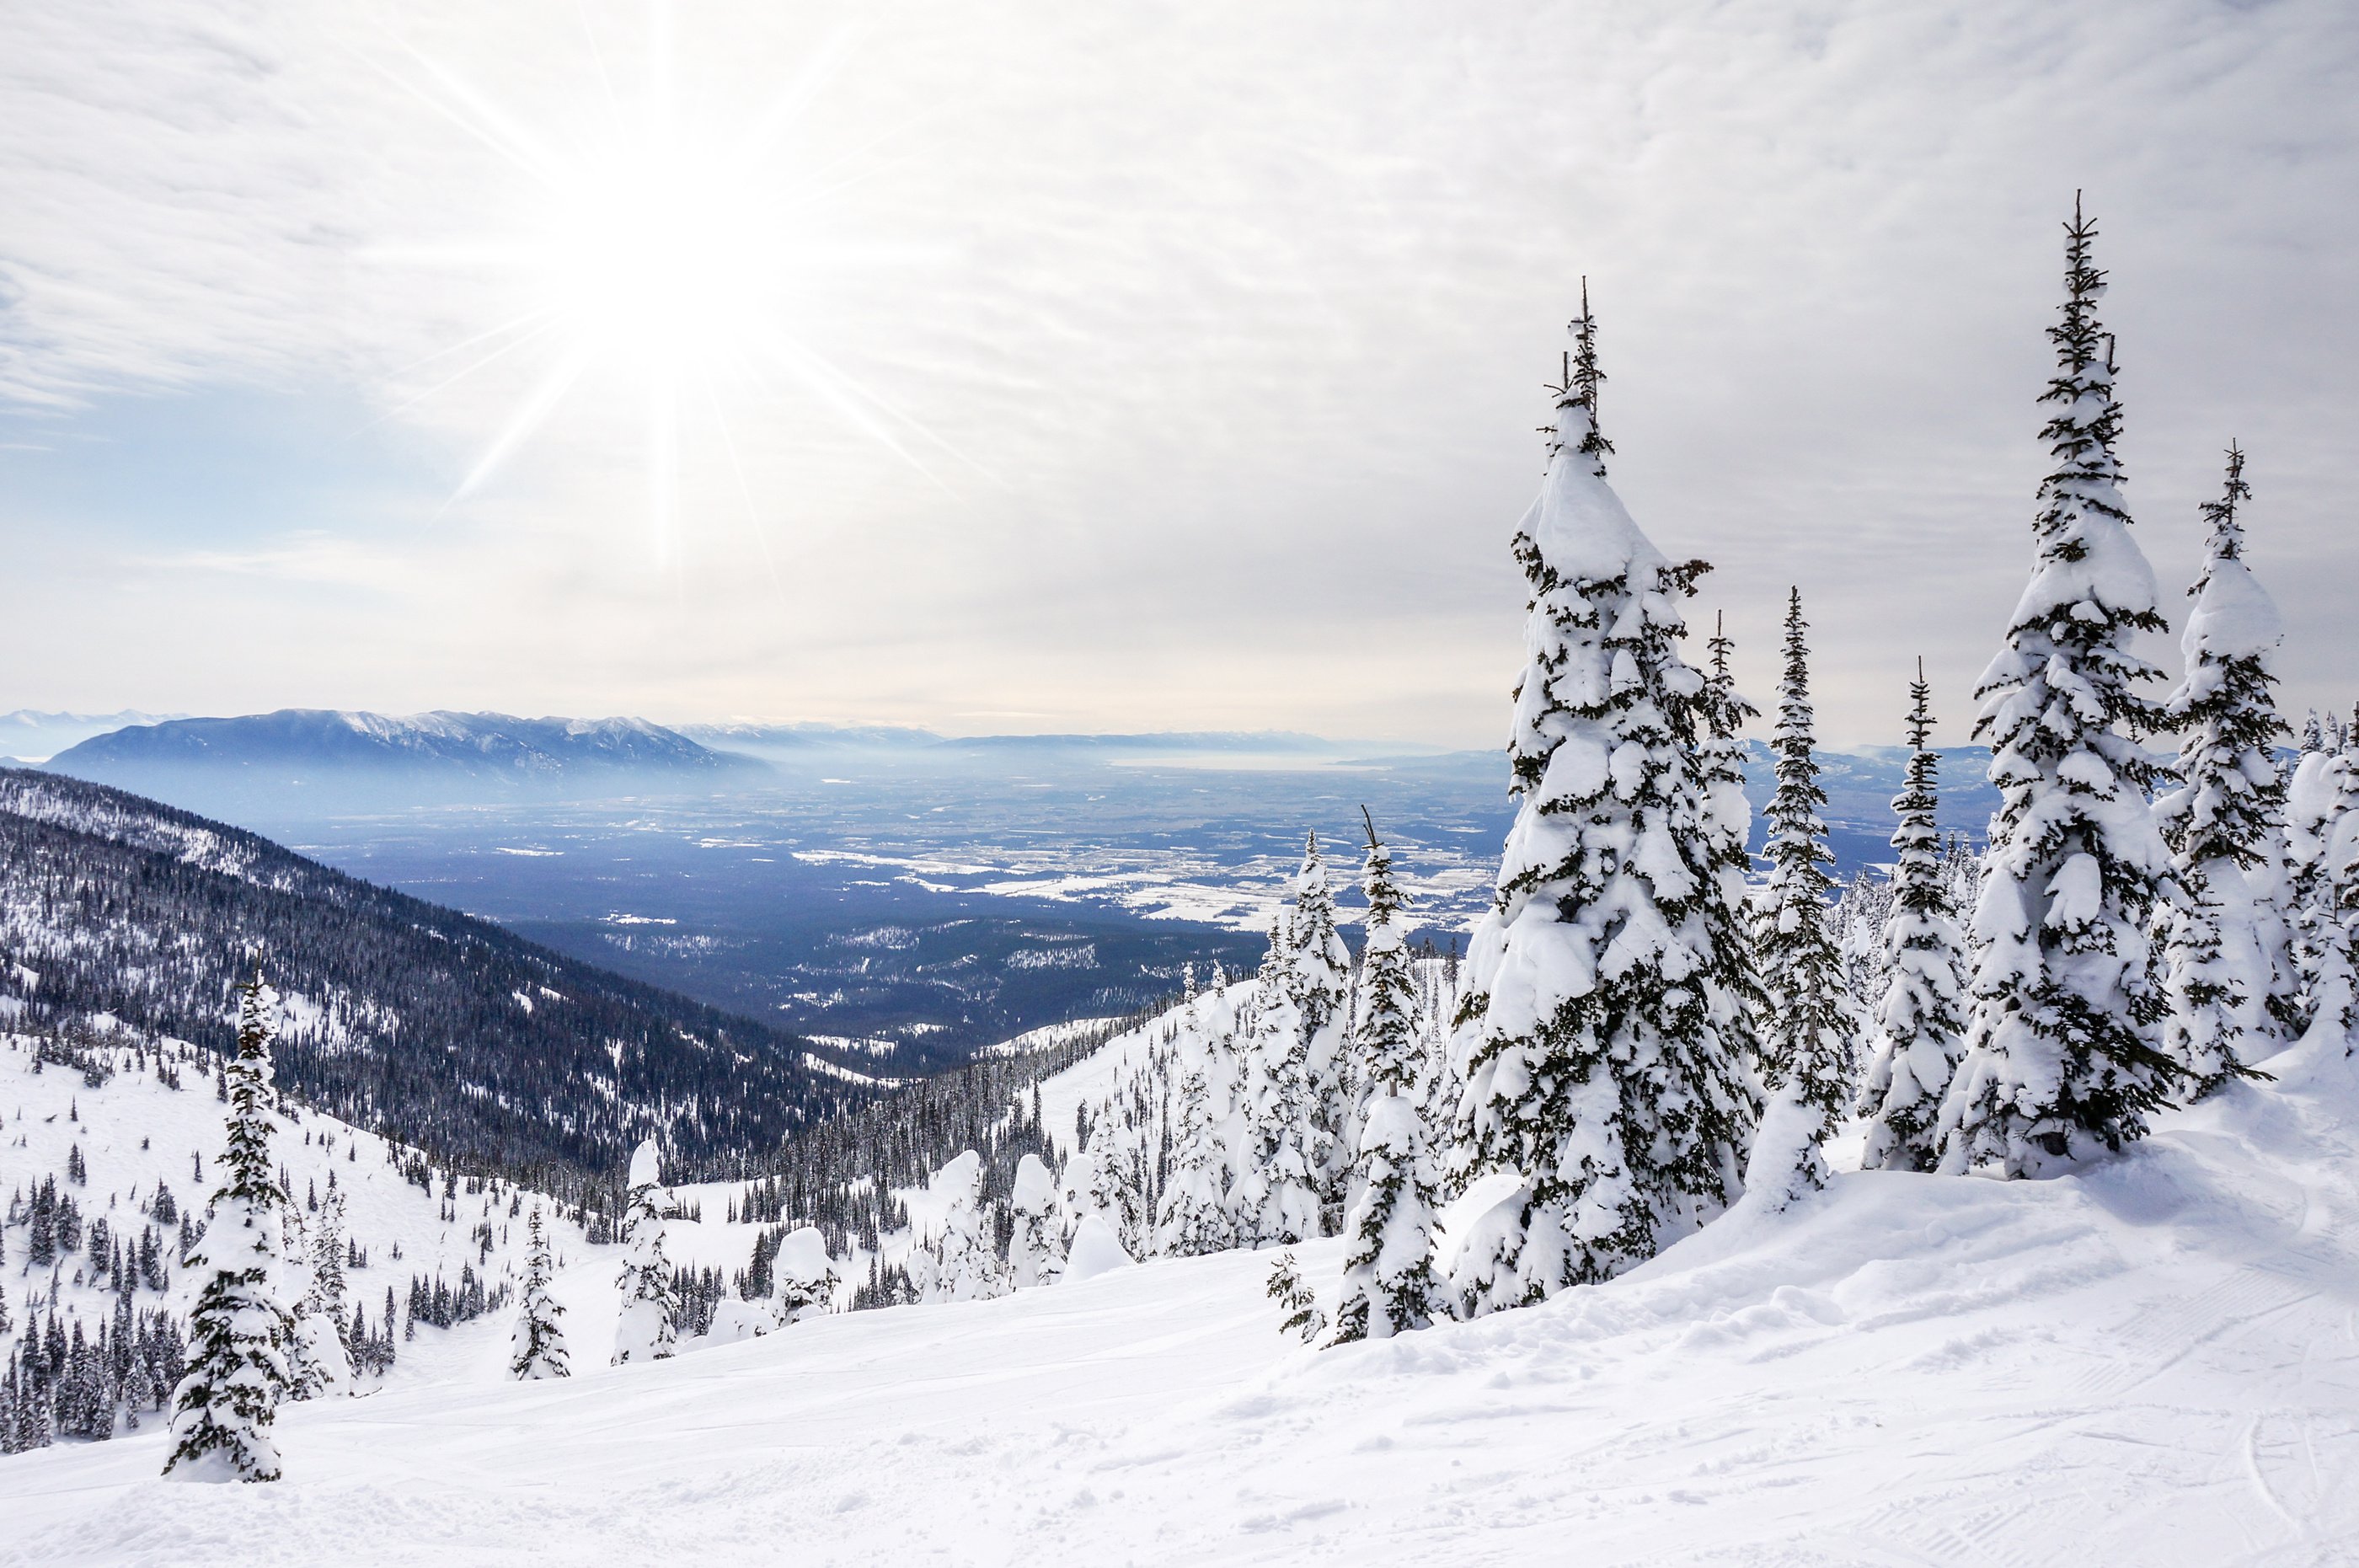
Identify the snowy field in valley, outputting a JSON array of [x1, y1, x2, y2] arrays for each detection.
[[7, 1028, 2359, 1565]]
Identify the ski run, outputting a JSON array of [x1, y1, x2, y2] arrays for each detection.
[[4, 203, 2359, 1563]]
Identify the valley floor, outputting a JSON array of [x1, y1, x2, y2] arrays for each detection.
[[9, 1036, 2359, 1565]]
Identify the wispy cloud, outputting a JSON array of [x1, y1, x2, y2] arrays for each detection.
[[0, 0, 2353, 741]]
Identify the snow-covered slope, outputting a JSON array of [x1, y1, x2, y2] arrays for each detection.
[[0, 1030, 607, 1414], [7, 1026, 2358, 1563], [0, 768, 859, 1180]]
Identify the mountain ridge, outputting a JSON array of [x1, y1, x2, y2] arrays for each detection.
[[0, 767, 864, 1194]]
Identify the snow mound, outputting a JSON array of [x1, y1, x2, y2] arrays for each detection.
[[626, 1139, 661, 1191], [1062, 1215, 1135, 1282]]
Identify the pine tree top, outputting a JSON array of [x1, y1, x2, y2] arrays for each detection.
[[1979, 195, 2169, 767], [217, 966, 283, 1210], [1697, 611, 1760, 746], [1903, 656, 1934, 754], [2038, 193, 2128, 522], [1360, 809, 1407, 947], [1765, 589, 1832, 870], [2162, 441, 2286, 869], [2200, 441, 2249, 565]]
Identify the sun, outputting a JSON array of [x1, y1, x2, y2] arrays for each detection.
[[375, 17, 943, 565], [536, 126, 796, 376]]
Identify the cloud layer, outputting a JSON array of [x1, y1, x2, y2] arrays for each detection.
[[1, 0, 2352, 746]]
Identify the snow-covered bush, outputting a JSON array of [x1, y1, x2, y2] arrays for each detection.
[[612, 1140, 678, 1364], [907, 1153, 1011, 1305]]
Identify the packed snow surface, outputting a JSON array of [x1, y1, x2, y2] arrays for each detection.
[[9, 1036, 2359, 1563]]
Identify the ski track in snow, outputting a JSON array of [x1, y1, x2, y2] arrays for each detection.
[[8, 1044, 2359, 1563]]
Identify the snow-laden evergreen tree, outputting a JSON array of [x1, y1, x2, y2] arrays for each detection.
[[1859, 663, 1971, 1171], [611, 1140, 677, 1364], [289, 1185, 350, 1398], [2287, 731, 2359, 1046], [508, 1207, 571, 1380], [1447, 285, 1758, 1312], [1289, 835, 1354, 1228], [1153, 1054, 1235, 1256], [1697, 612, 1769, 1081], [768, 1228, 839, 1325], [1060, 1119, 1147, 1255], [2156, 442, 2289, 1094], [1233, 915, 1323, 1247], [1265, 1250, 1325, 1345], [1747, 589, 1866, 1201], [1290, 832, 1352, 1034], [1939, 200, 2182, 1177], [907, 1152, 1012, 1303], [1008, 1154, 1067, 1287], [1332, 816, 1443, 1343], [165, 967, 295, 1482]]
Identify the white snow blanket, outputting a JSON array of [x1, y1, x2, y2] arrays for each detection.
[[7, 1039, 2359, 1562]]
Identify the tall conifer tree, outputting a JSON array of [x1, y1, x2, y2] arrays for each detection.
[[1448, 285, 1757, 1312], [1334, 815, 1442, 1342], [1290, 834, 1354, 1227], [1697, 613, 1768, 1080], [611, 1141, 678, 1364], [1860, 663, 1971, 1171], [1939, 198, 2182, 1176], [508, 1207, 571, 1381], [2157, 442, 2289, 1092], [1745, 590, 1863, 1201], [165, 966, 295, 1482], [2287, 725, 2359, 1045]]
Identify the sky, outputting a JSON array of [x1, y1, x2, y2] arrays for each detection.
[[0, 0, 2351, 748]]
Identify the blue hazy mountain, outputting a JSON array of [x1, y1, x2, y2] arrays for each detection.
[[0, 708, 186, 763], [45, 709, 769, 813]]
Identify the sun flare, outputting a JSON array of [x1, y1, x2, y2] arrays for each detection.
[[535, 131, 798, 373], [377, 18, 930, 565]]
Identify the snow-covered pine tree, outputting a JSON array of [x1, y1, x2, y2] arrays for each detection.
[[2156, 442, 2289, 1094], [907, 1152, 1011, 1303], [1058, 1128, 1145, 1256], [611, 1140, 678, 1364], [1265, 1250, 1325, 1345], [2287, 729, 2359, 1046], [508, 1207, 571, 1380], [1291, 832, 1352, 1034], [164, 966, 296, 1482], [1333, 814, 1443, 1343], [1859, 662, 1971, 1172], [1939, 198, 2183, 1177], [1008, 1154, 1067, 1287], [1447, 284, 1757, 1312], [1233, 909, 1322, 1247], [1153, 1054, 1234, 1256], [1697, 612, 1769, 1082], [1747, 589, 1866, 1203], [290, 1185, 350, 1398], [768, 1228, 839, 1325], [1290, 834, 1354, 1229]]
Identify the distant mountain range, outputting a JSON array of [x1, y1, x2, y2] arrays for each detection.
[[43, 709, 768, 815], [0, 708, 186, 763], [24, 706, 2017, 864]]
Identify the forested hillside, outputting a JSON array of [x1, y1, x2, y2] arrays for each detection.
[[0, 769, 862, 1191]]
